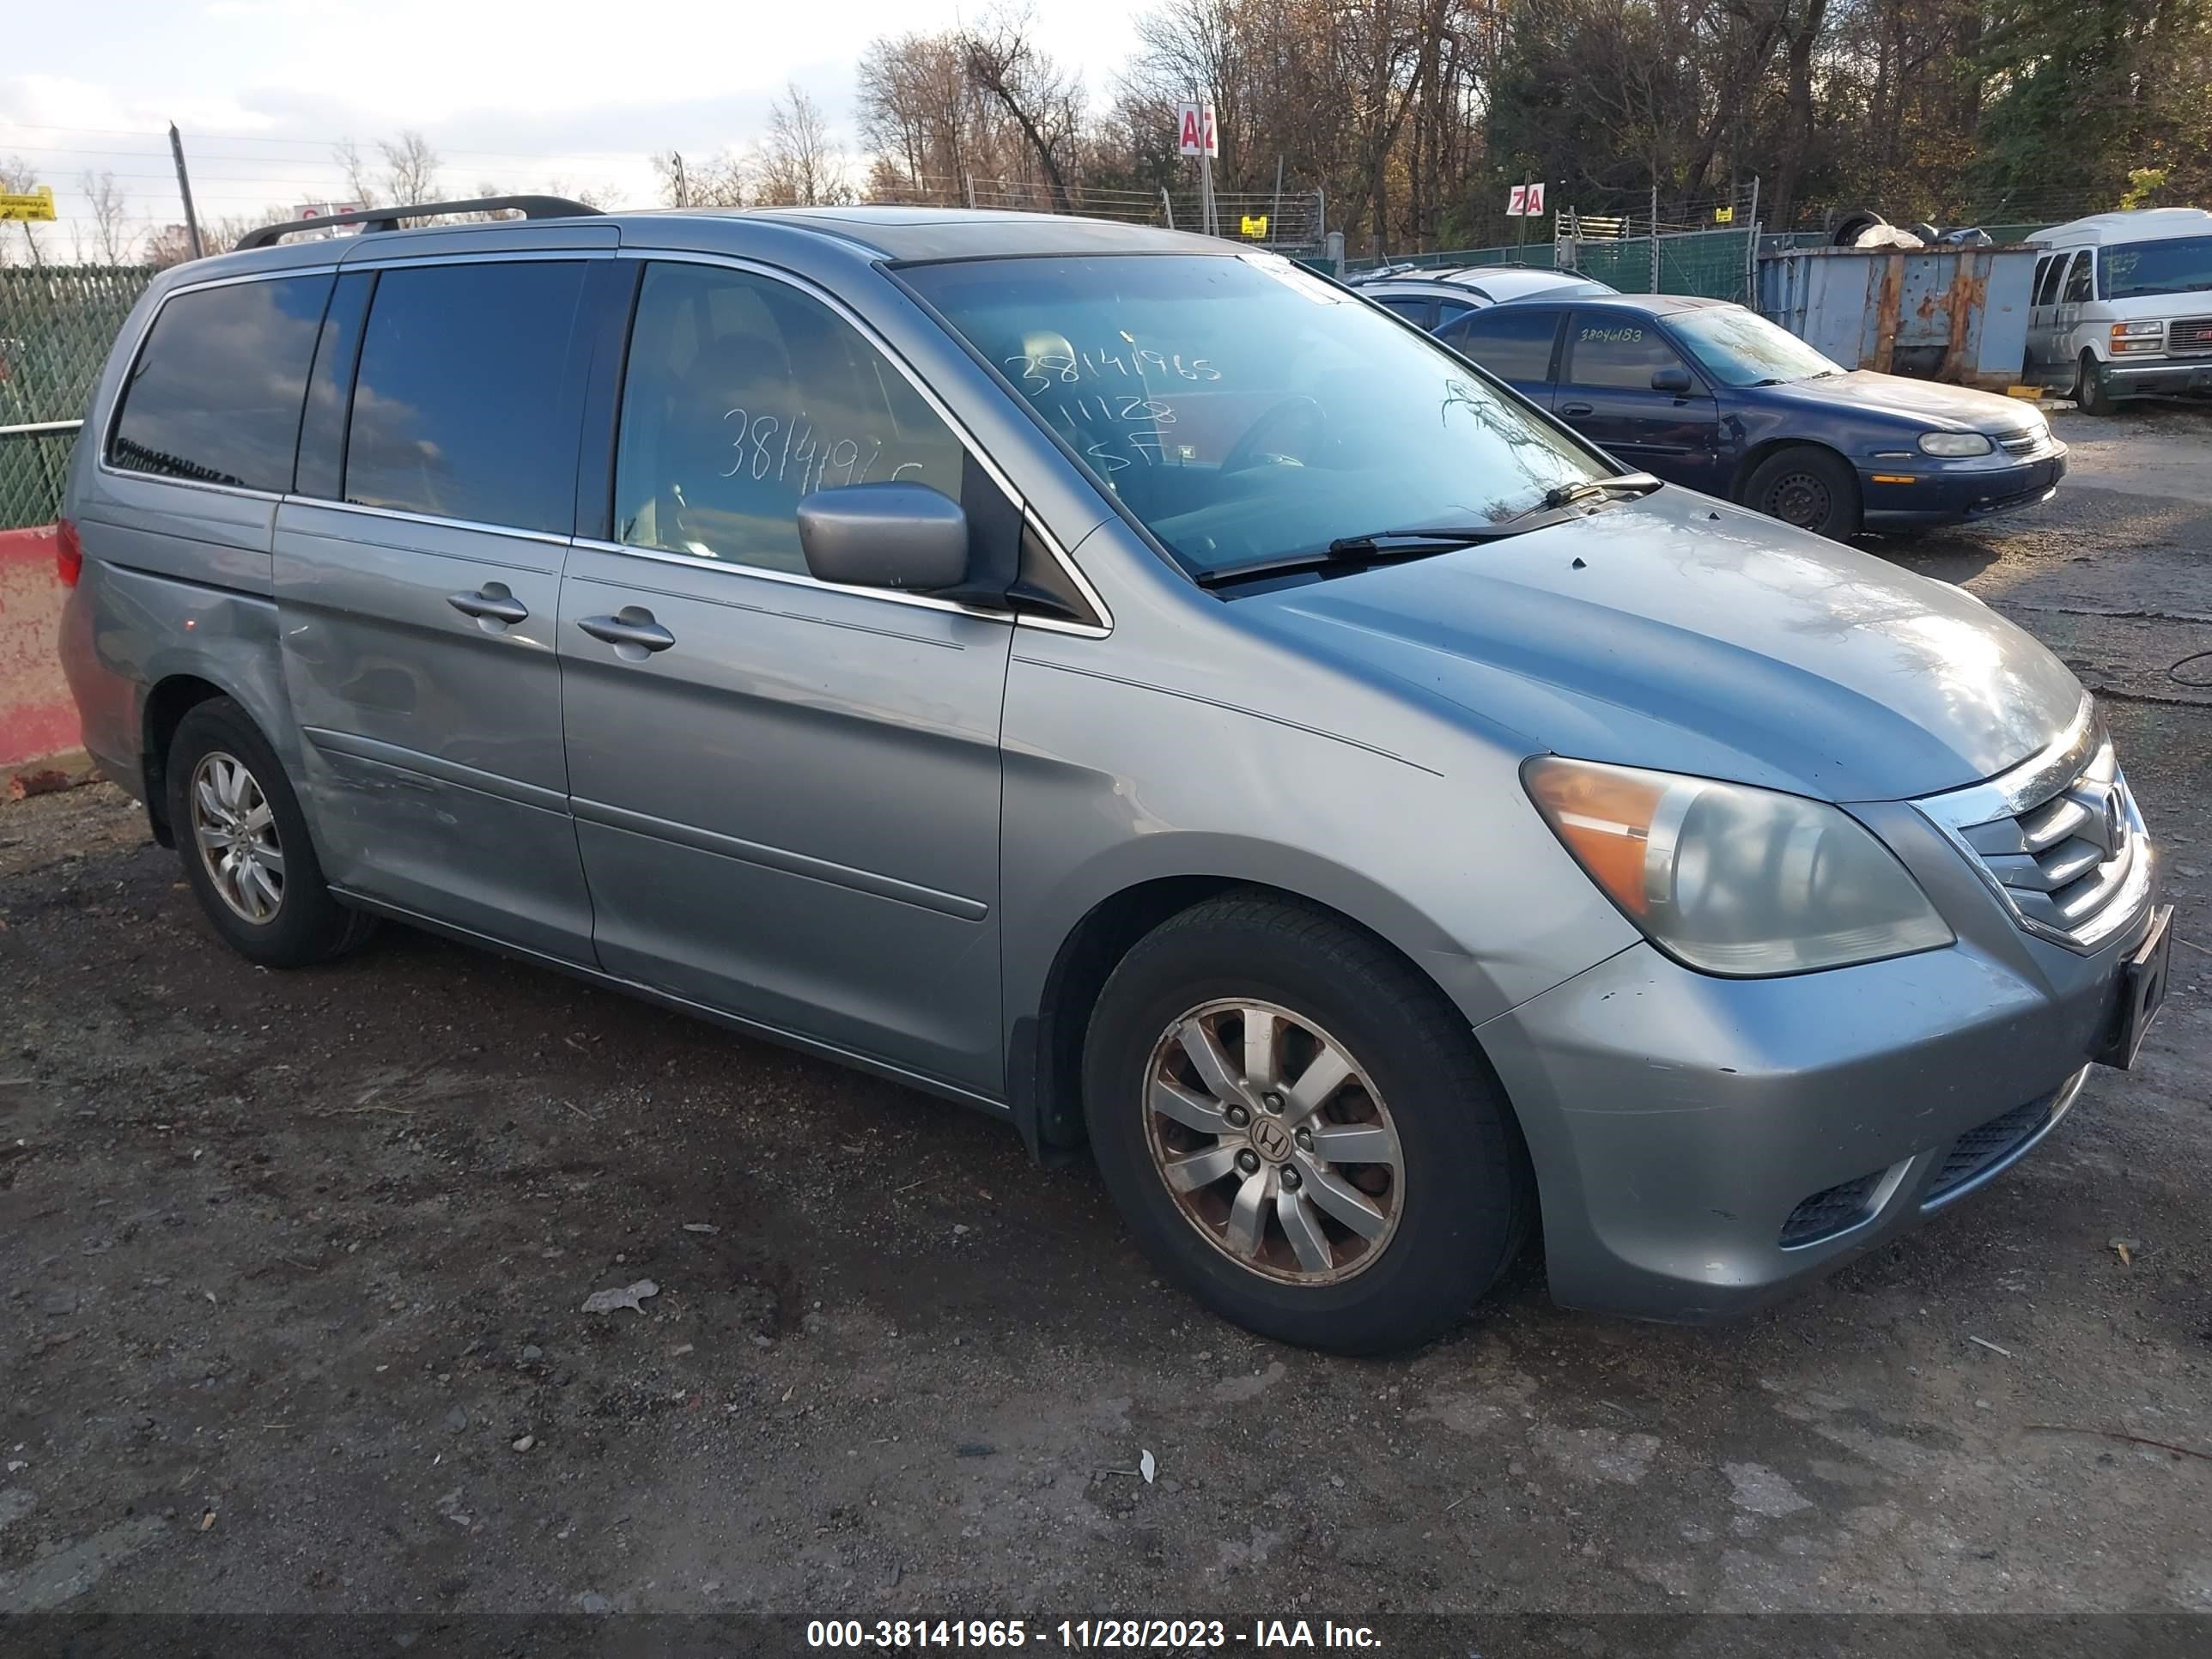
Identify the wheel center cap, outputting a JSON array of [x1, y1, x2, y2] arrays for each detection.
[[1249, 1117, 1294, 1164]]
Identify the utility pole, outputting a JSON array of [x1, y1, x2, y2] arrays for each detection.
[[670, 151, 689, 208], [1649, 182, 1660, 292], [169, 123, 204, 261]]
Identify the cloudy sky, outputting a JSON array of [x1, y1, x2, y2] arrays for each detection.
[[3, 0, 1149, 243]]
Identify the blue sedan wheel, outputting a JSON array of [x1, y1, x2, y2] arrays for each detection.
[[1745, 446, 1861, 539]]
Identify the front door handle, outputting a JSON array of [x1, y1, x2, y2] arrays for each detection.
[[576, 608, 676, 654], [447, 585, 530, 624], [1559, 402, 1595, 416]]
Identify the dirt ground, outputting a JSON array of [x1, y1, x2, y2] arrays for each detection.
[[3, 413, 2209, 1627]]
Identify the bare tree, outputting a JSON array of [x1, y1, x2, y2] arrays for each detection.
[[0, 153, 47, 265], [750, 83, 855, 205], [378, 131, 442, 206], [653, 149, 750, 207], [959, 10, 1086, 211], [333, 138, 380, 207], [77, 169, 138, 264]]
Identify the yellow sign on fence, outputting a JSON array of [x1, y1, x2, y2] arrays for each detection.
[[0, 186, 56, 223], [1240, 214, 1269, 238], [1713, 205, 1735, 224]]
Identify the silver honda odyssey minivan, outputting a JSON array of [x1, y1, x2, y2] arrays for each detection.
[[58, 200, 2172, 1352]]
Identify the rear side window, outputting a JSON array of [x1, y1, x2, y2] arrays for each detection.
[[2033, 255, 2063, 307], [108, 274, 332, 492], [1564, 314, 1687, 389], [611, 261, 967, 574], [343, 260, 586, 532], [2062, 251, 2095, 304], [1443, 307, 1560, 381], [1373, 296, 1433, 325]]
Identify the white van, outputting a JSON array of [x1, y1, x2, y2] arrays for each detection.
[[2025, 208, 2212, 412]]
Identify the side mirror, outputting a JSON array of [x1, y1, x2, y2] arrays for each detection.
[[797, 482, 970, 592], [1651, 365, 1695, 395]]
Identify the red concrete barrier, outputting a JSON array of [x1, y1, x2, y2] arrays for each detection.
[[0, 525, 82, 771]]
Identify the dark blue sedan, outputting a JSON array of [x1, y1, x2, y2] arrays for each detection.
[[1435, 295, 2069, 538]]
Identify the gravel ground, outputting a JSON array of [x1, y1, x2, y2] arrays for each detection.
[[1, 433, 2208, 1626]]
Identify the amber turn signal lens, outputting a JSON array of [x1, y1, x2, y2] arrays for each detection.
[[1523, 757, 1664, 915]]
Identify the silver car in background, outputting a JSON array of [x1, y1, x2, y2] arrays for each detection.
[[58, 202, 2172, 1352]]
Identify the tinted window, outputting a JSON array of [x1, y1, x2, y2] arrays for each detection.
[[614, 262, 967, 574], [344, 261, 586, 532], [109, 274, 331, 492], [1444, 307, 1560, 380], [2033, 255, 2064, 307], [1374, 296, 1432, 324], [2063, 252, 2094, 304], [1565, 315, 1687, 389]]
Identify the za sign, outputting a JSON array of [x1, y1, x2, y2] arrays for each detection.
[[1176, 102, 1218, 159], [1507, 182, 1546, 216]]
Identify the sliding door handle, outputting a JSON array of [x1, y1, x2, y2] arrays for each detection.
[[576, 610, 676, 653]]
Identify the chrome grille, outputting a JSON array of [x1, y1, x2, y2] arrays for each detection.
[[1996, 429, 2043, 456], [1916, 700, 2153, 953], [2168, 318, 2212, 356]]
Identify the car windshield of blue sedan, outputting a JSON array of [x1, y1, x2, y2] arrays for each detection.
[[1668, 306, 1845, 386], [2100, 236, 2212, 299], [899, 253, 1606, 576]]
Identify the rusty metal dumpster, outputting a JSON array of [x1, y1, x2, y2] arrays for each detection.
[[1757, 245, 2039, 389]]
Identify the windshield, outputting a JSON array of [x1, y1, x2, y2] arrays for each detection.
[[899, 254, 1607, 578], [2100, 236, 2212, 300], [1667, 306, 1844, 386]]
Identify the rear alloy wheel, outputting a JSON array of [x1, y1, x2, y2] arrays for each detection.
[[165, 696, 376, 968], [1744, 445, 1860, 538], [1144, 1000, 1403, 1284], [190, 750, 285, 924], [1084, 892, 1533, 1353]]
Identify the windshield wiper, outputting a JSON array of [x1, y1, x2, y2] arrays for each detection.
[[1194, 475, 1664, 589]]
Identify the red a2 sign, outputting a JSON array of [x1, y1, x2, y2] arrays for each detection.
[[1176, 102, 1219, 159]]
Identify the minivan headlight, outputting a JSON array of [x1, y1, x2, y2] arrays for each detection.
[[1524, 757, 1954, 975], [1917, 431, 1993, 457]]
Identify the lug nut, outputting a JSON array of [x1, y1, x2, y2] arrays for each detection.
[[1237, 1149, 1261, 1175], [1261, 1091, 1285, 1114], [1294, 1127, 1313, 1152], [1280, 1166, 1302, 1191], [1224, 1104, 1250, 1128]]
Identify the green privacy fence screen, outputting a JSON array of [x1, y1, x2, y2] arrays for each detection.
[[1, 264, 155, 529], [1347, 228, 1759, 301]]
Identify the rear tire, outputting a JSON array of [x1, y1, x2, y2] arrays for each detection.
[[2075, 350, 2118, 416], [1082, 892, 1534, 1354], [1742, 445, 1861, 538], [165, 698, 375, 968]]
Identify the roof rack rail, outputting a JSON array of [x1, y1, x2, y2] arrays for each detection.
[[233, 196, 603, 252]]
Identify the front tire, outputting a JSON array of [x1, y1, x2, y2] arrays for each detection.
[[1742, 445, 1861, 538], [166, 698, 375, 968], [2075, 350, 2118, 416], [1082, 893, 1533, 1354]]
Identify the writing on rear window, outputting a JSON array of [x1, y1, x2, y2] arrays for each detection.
[[1580, 325, 1644, 345]]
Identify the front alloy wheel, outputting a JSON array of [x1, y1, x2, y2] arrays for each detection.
[[191, 750, 285, 923], [1145, 1000, 1402, 1284]]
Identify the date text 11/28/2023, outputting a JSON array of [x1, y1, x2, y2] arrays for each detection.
[[805, 1619, 1384, 1649]]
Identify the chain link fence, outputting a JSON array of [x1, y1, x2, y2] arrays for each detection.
[[2, 264, 155, 529], [866, 174, 1329, 252]]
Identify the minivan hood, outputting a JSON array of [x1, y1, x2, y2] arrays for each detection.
[[1768, 370, 2039, 433], [1251, 489, 2083, 801], [2095, 289, 2212, 321]]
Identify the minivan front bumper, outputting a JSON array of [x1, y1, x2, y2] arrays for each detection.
[[1474, 905, 2155, 1322]]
